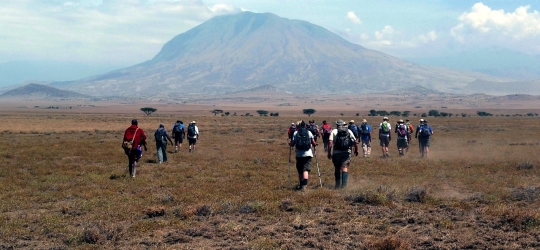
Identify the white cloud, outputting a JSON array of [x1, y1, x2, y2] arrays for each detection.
[[418, 31, 437, 43], [374, 25, 394, 46], [345, 11, 362, 25], [0, 0, 240, 64], [451, 3, 540, 41]]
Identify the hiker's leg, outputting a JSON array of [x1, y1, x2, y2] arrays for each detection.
[[163, 144, 168, 162], [132, 160, 137, 177], [340, 153, 350, 188], [295, 158, 303, 187], [156, 144, 164, 163], [128, 155, 134, 176], [362, 140, 368, 156], [332, 156, 341, 189]]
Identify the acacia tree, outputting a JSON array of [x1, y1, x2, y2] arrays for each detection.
[[140, 107, 157, 116], [303, 108, 316, 116], [256, 110, 269, 116], [211, 109, 224, 116]]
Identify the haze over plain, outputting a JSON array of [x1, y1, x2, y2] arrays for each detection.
[[1, 0, 539, 90]]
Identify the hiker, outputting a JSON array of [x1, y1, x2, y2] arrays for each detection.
[[172, 120, 185, 153], [348, 120, 359, 142], [359, 119, 372, 157], [379, 117, 391, 157], [154, 123, 173, 164], [187, 121, 199, 152], [405, 118, 414, 151], [321, 120, 332, 151], [394, 119, 409, 156], [327, 119, 358, 189], [123, 119, 147, 178], [417, 120, 434, 157], [415, 119, 425, 154], [307, 120, 320, 143], [287, 123, 297, 141], [289, 120, 317, 191]]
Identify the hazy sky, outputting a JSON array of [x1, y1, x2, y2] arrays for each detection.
[[1, 0, 540, 66]]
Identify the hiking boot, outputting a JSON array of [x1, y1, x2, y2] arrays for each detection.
[[175, 146, 178, 153], [299, 185, 306, 191]]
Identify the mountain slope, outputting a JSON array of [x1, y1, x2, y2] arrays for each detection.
[[54, 12, 509, 97], [0, 83, 91, 99]]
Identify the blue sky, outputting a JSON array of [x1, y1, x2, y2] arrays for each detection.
[[1, 0, 539, 86]]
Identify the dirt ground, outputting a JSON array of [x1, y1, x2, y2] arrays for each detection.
[[1, 93, 540, 249]]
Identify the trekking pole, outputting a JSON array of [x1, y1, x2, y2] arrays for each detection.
[[314, 147, 323, 187], [288, 145, 292, 188]]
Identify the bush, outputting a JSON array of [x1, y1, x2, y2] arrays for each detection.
[[405, 186, 426, 203]]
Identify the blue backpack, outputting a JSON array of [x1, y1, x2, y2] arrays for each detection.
[[420, 125, 431, 137]]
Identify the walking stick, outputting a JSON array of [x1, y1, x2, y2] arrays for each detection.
[[314, 146, 323, 187], [288, 145, 292, 188]]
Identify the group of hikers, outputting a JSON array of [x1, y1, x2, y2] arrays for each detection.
[[288, 117, 433, 190], [122, 119, 200, 178]]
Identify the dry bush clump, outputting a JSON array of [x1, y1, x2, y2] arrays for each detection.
[[517, 162, 535, 170], [367, 236, 412, 250], [405, 186, 427, 203], [145, 206, 165, 218]]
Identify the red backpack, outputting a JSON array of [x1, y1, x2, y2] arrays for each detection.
[[322, 124, 332, 136]]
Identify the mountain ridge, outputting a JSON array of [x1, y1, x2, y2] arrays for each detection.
[[51, 11, 516, 98]]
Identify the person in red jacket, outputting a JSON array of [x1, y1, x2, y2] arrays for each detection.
[[123, 119, 147, 178]]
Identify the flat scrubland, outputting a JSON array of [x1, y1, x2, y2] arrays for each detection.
[[1, 107, 540, 249]]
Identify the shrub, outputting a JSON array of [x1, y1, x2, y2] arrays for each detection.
[[405, 186, 426, 203]]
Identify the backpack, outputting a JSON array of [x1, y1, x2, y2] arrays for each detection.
[[420, 125, 431, 137], [348, 124, 358, 138], [334, 127, 353, 150], [173, 123, 182, 133], [187, 124, 197, 137], [308, 124, 319, 137], [397, 124, 408, 137], [360, 124, 370, 135], [295, 128, 311, 151], [155, 128, 166, 144], [288, 125, 296, 139], [322, 124, 332, 136], [406, 123, 414, 134], [381, 121, 390, 134]]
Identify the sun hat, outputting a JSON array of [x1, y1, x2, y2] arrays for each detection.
[[383, 117, 389, 120], [336, 119, 345, 126], [349, 120, 355, 123], [398, 119, 404, 123], [192, 121, 196, 124], [362, 119, 367, 123], [419, 119, 424, 122]]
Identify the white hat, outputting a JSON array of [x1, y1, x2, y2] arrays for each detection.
[[383, 117, 389, 120], [349, 120, 355, 123], [192, 121, 196, 124]]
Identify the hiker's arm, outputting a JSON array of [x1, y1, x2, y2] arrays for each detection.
[[311, 139, 317, 148], [353, 141, 359, 156], [289, 138, 295, 147]]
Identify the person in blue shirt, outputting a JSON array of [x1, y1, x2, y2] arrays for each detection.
[[417, 120, 434, 158], [359, 119, 372, 157], [172, 120, 185, 153]]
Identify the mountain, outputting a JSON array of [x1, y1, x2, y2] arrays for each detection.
[[53, 11, 511, 98], [0, 83, 91, 99]]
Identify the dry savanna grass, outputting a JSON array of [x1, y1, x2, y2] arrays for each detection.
[[1, 110, 540, 249]]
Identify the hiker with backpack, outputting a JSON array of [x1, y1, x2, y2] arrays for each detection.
[[122, 119, 147, 178], [416, 120, 434, 157], [379, 117, 392, 157], [172, 120, 185, 153], [321, 120, 332, 151], [154, 123, 173, 164], [415, 119, 425, 154], [308, 120, 320, 143], [359, 119, 372, 157], [405, 119, 414, 151], [187, 121, 199, 152], [289, 120, 317, 191], [348, 120, 359, 142], [287, 123, 297, 141], [394, 119, 409, 156], [327, 119, 358, 189]]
